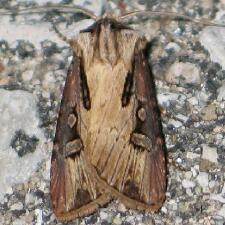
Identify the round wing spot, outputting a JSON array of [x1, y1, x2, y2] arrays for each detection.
[[68, 114, 77, 128], [137, 107, 146, 121]]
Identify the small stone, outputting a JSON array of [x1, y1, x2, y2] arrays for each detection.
[[187, 152, 200, 159], [117, 203, 127, 212], [199, 159, 212, 171], [200, 104, 217, 121], [125, 216, 135, 222], [217, 205, 225, 217], [179, 202, 189, 213], [210, 184, 225, 203], [197, 90, 211, 107], [168, 119, 182, 128], [22, 70, 33, 81], [157, 92, 185, 107], [24, 213, 34, 224], [191, 167, 198, 177], [12, 219, 25, 225], [209, 180, 216, 189], [25, 193, 35, 205], [41, 91, 50, 98], [35, 209, 43, 225], [10, 202, 23, 211], [197, 172, 209, 188], [185, 171, 193, 179], [217, 82, 225, 101], [201, 144, 218, 163], [186, 188, 193, 196], [176, 114, 188, 123], [6, 186, 13, 195], [182, 179, 195, 188], [200, 26, 225, 69], [165, 42, 181, 52], [200, 145, 218, 171], [161, 206, 168, 214], [100, 211, 108, 220], [142, 218, 155, 225], [175, 217, 183, 224], [166, 62, 200, 85], [188, 96, 198, 105], [113, 217, 122, 225], [176, 158, 182, 164]]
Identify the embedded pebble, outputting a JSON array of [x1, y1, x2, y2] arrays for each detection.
[[113, 217, 122, 225], [182, 179, 196, 188], [201, 144, 218, 164], [217, 205, 225, 217], [200, 104, 217, 121], [185, 171, 193, 179], [6, 187, 13, 195], [200, 26, 225, 69], [158, 92, 186, 107], [168, 119, 183, 128], [117, 203, 127, 212], [165, 42, 181, 52], [217, 82, 225, 101], [35, 209, 43, 225], [188, 96, 198, 106], [165, 62, 200, 85], [210, 185, 225, 203], [10, 202, 23, 211], [175, 114, 189, 123], [25, 193, 35, 205], [187, 152, 200, 159], [100, 212, 108, 220], [12, 219, 26, 225], [197, 172, 209, 188], [22, 70, 33, 81]]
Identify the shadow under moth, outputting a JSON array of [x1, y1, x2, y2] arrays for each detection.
[[2, 3, 225, 222]]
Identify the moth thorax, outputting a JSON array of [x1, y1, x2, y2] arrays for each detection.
[[98, 23, 118, 66]]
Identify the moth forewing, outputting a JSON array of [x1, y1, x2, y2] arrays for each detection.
[[50, 54, 111, 221]]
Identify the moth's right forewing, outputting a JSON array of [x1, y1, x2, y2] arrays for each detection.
[[50, 55, 110, 221]]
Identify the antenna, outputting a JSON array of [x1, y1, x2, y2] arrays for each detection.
[[0, 5, 98, 21], [119, 10, 225, 28]]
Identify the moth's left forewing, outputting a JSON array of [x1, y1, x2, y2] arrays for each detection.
[[50, 54, 111, 221]]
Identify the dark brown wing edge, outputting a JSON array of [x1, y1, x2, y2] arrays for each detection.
[[50, 54, 111, 221]]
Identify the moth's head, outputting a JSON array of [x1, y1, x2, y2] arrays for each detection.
[[80, 16, 131, 34], [79, 15, 132, 66]]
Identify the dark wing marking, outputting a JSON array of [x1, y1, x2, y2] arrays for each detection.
[[50, 55, 110, 221]]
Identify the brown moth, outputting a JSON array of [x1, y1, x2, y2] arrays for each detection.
[[50, 13, 166, 221], [3, 3, 224, 222]]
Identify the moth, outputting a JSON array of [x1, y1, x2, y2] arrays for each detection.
[[2, 3, 224, 222], [50, 8, 167, 221]]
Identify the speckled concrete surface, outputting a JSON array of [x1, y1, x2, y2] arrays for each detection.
[[0, 0, 225, 224]]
